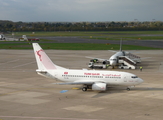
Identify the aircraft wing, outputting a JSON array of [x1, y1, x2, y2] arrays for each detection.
[[53, 80, 106, 85], [140, 57, 151, 60], [54, 82, 94, 85], [108, 50, 117, 52]]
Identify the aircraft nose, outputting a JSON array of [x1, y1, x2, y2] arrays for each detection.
[[110, 61, 116, 66], [138, 78, 144, 83]]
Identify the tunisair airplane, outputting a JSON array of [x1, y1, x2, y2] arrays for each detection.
[[32, 43, 143, 92]]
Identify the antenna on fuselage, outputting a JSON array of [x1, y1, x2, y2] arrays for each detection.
[[120, 38, 122, 51]]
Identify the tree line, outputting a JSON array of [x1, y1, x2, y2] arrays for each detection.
[[0, 20, 163, 32]]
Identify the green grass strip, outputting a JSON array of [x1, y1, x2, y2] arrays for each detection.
[[13, 31, 163, 37], [0, 42, 161, 50]]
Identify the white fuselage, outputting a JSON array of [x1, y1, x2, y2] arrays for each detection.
[[42, 69, 143, 86], [33, 43, 144, 91], [109, 51, 125, 66]]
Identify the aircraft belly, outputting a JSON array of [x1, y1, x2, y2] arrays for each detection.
[[121, 81, 138, 86], [105, 79, 120, 86]]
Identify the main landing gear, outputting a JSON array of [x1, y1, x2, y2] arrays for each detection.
[[82, 87, 87, 91], [126, 88, 130, 91], [82, 85, 91, 92]]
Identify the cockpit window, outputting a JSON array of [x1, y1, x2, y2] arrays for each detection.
[[110, 59, 117, 61], [131, 76, 138, 78]]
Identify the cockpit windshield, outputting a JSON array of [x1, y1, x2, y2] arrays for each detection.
[[131, 76, 138, 78], [110, 59, 117, 61]]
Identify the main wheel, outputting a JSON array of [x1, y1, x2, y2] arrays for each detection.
[[127, 88, 130, 91], [82, 87, 87, 92]]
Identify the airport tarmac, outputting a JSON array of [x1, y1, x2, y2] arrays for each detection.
[[0, 49, 163, 120]]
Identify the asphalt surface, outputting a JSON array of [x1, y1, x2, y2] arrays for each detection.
[[0, 49, 163, 120], [3, 36, 163, 49]]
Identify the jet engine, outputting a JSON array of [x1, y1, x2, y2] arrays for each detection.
[[103, 60, 109, 64], [92, 83, 107, 91]]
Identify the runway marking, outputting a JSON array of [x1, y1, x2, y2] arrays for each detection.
[[0, 116, 98, 120], [64, 105, 104, 113], [0, 59, 20, 65], [12, 61, 35, 68], [72, 87, 80, 90], [0, 82, 15, 86]]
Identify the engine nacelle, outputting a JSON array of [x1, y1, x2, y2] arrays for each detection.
[[92, 83, 107, 91], [103, 60, 109, 64]]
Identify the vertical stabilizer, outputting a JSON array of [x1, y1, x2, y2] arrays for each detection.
[[32, 43, 66, 70], [120, 38, 122, 51]]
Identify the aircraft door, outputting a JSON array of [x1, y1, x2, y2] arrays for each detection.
[[116, 56, 119, 63], [123, 76, 127, 82]]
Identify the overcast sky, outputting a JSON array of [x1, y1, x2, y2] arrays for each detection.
[[0, 0, 163, 22]]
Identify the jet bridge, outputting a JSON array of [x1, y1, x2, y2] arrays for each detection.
[[118, 56, 136, 69]]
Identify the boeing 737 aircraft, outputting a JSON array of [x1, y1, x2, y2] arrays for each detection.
[[86, 40, 141, 68], [32, 43, 143, 92]]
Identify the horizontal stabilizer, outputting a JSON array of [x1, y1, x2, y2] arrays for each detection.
[[36, 69, 47, 73]]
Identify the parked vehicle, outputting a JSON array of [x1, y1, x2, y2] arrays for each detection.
[[0, 34, 5, 40], [88, 62, 108, 69]]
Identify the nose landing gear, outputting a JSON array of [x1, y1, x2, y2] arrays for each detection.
[[126, 86, 135, 91]]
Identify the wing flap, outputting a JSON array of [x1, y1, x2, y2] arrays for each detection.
[[53, 82, 94, 85], [53, 80, 106, 85]]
